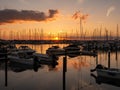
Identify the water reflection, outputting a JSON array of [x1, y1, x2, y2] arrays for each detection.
[[8, 60, 58, 73], [9, 61, 39, 72], [0, 44, 120, 90], [0, 59, 59, 88]]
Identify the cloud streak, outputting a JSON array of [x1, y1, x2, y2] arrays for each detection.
[[106, 6, 115, 16], [78, 0, 84, 3], [0, 9, 59, 25]]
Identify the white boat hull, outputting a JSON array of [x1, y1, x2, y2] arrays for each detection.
[[33, 53, 58, 63], [97, 69, 120, 80], [8, 56, 34, 66], [46, 49, 65, 56]]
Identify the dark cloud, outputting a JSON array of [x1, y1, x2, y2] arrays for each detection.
[[0, 9, 59, 24]]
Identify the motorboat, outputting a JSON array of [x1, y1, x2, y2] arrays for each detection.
[[33, 53, 58, 64], [63, 44, 81, 56], [46, 46, 65, 56], [7, 44, 17, 53], [91, 73, 120, 87], [8, 51, 35, 66], [63, 44, 80, 51], [9, 61, 40, 72], [91, 64, 120, 80], [79, 50, 97, 56], [18, 46, 36, 55]]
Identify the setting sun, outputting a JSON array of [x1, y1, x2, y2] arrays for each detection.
[[53, 36, 59, 40]]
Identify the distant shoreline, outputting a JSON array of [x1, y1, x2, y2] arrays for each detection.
[[1, 39, 119, 44]]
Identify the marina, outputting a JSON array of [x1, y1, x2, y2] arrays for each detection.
[[0, 0, 119, 90], [0, 43, 120, 90]]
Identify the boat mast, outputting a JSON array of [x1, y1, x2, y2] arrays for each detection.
[[105, 28, 108, 41], [116, 24, 119, 40], [100, 25, 102, 40], [80, 17, 82, 40]]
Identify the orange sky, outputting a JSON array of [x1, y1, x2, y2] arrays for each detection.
[[0, 0, 119, 40]]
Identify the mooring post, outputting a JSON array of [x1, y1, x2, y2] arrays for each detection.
[[108, 50, 110, 69], [33, 56, 39, 72], [96, 54, 98, 65], [115, 46, 118, 61], [63, 50, 67, 90], [63, 56, 66, 90], [64, 50, 67, 72], [63, 56, 67, 72], [4, 48, 8, 87]]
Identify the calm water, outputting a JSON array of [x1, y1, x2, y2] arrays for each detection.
[[0, 44, 120, 90]]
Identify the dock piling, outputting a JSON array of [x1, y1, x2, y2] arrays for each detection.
[[108, 50, 110, 69]]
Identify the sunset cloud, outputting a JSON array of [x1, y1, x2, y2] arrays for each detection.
[[0, 9, 59, 25], [72, 11, 89, 20], [106, 6, 115, 16]]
